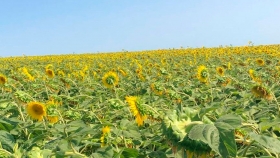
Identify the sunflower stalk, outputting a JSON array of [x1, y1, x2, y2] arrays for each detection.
[[15, 101, 29, 138], [207, 78, 214, 103], [69, 141, 86, 157], [55, 109, 66, 124], [142, 103, 161, 116], [241, 123, 260, 134], [244, 141, 274, 157], [177, 91, 198, 106]]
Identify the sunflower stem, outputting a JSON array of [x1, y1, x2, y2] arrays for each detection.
[[254, 142, 273, 157], [43, 80, 49, 100], [70, 142, 86, 157], [55, 109, 66, 124], [241, 140, 255, 157], [208, 78, 214, 103], [15, 100, 29, 138], [143, 103, 160, 116]]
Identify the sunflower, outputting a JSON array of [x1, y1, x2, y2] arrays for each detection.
[[45, 64, 53, 70], [138, 73, 145, 81], [217, 77, 231, 87], [22, 67, 35, 81], [150, 83, 163, 95], [57, 70, 65, 77], [100, 135, 105, 147], [118, 68, 127, 77], [125, 96, 147, 126], [46, 69, 55, 78], [248, 69, 255, 79], [47, 116, 59, 124], [135, 68, 142, 74], [227, 62, 231, 70], [26, 102, 47, 121], [276, 66, 280, 71], [102, 71, 119, 88], [100, 126, 110, 147], [249, 69, 261, 83], [256, 58, 265, 66], [223, 78, 231, 86], [0, 74, 7, 85], [235, 129, 250, 145], [102, 126, 110, 134], [216, 67, 225, 76], [251, 85, 273, 100], [197, 65, 208, 83]]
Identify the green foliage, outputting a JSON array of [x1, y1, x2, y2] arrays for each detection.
[[0, 44, 280, 157]]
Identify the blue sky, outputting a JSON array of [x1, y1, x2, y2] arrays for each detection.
[[0, 1, 279, 57]]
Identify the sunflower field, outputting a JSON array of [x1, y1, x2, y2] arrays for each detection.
[[0, 43, 280, 158]]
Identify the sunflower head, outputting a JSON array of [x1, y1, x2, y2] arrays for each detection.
[[216, 67, 225, 76], [102, 126, 110, 135], [0, 74, 7, 85], [45, 64, 53, 70], [150, 83, 164, 95], [102, 71, 119, 88], [248, 69, 261, 83], [57, 70, 65, 77], [118, 69, 127, 77], [256, 58, 265, 66], [251, 85, 273, 100], [26, 102, 47, 121], [100, 126, 111, 147], [46, 69, 55, 78], [47, 116, 59, 124], [217, 77, 231, 87], [135, 68, 142, 74], [125, 96, 147, 126], [227, 62, 231, 70], [138, 74, 146, 81], [197, 65, 208, 83]]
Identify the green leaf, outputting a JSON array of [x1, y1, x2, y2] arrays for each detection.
[[0, 118, 18, 132], [259, 118, 280, 131], [188, 124, 220, 153], [215, 114, 241, 129], [91, 146, 114, 158], [215, 122, 237, 157], [121, 148, 139, 158], [28, 147, 52, 158], [127, 130, 141, 139], [199, 103, 220, 117], [57, 139, 70, 152], [188, 116, 240, 157], [120, 119, 131, 129], [0, 131, 15, 152], [0, 148, 12, 157], [0, 100, 10, 108], [214, 114, 240, 157], [148, 150, 167, 158], [250, 133, 280, 153]]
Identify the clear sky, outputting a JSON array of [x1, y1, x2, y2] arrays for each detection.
[[0, 1, 279, 57]]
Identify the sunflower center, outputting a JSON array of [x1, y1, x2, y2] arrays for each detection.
[[32, 104, 45, 115], [47, 71, 53, 75], [0, 77, 5, 83], [106, 76, 115, 85], [135, 100, 146, 116], [257, 60, 263, 64], [201, 70, 208, 78]]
